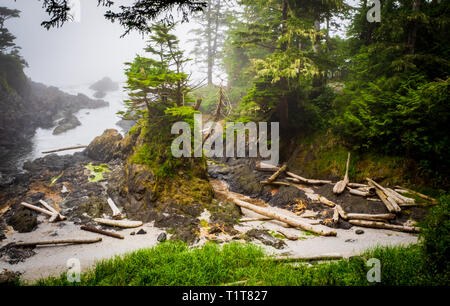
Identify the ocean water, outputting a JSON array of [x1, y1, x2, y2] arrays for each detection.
[[3, 83, 129, 170]]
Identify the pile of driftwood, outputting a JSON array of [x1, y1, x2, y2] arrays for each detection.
[[15, 197, 143, 248], [254, 157, 437, 234]]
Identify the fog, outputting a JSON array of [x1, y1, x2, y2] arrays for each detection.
[[4, 0, 199, 87]]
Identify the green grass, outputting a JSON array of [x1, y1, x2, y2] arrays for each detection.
[[31, 241, 447, 286]]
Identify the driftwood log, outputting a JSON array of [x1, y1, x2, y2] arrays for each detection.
[[349, 220, 420, 233], [395, 186, 438, 204], [14, 237, 102, 247], [276, 230, 298, 241], [347, 182, 369, 188], [42, 145, 87, 154], [80, 225, 124, 239], [21, 202, 54, 217], [233, 198, 336, 236], [266, 164, 287, 184], [93, 218, 143, 228], [367, 178, 401, 213], [260, 181, 290, 186], [107, 198, 123, 220], [239, 217, 272, 222], [39, 199, 66, 221], [271, 254, 343, 262], [333, 152, 350, 194], [256, 162, 332, 185]]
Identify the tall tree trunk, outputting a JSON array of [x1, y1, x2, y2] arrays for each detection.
[[206, 0, 213, 85], [278, 0, 289, 132], [408, 0, 421, 55]]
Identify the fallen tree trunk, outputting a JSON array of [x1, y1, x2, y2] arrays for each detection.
[[333, 152, 350, 194], [349, 220, 420, 233], [80, 225, 124, 239], [42, 145, 87, 154], [14, 237, 102, 247], [394, 185, 438, 204], [386, 188, 415, 205], [233, 199, 337, 236], [335, 205, 348, 220], [256, 161, 281, 172], [367, 178, 401, 213], [93, 218, 143, 228]]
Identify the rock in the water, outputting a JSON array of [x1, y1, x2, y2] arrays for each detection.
[[93, 91, 106, 99], [89, 77, 119, 92], [355, 229, 364, 235], [136, 229, 147, 235], [157, 232, 167, 242], [52, 114, 81, 135], [84, 129, 123, 162]]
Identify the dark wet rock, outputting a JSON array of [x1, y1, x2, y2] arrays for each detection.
[[246, 229, 286, 249], [136, 229, 146, 235], [0, 243, 36, 264], [28, 192, 45, 202], [6, 207, 38, 233], [89, 77, 119, 92], [130, 232, 135, 235], [0, 269, 21, 285], [23, 152, 90, 173], [93, 91, 106, 99], [84, 129, 123, 162], [157, 232, 167, 242], [52, 114, 81, 135], [269, 186, 306, 207], [355, 229, 364, 235]]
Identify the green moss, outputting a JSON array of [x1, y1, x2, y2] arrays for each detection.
[[84, 163, 110, 182]]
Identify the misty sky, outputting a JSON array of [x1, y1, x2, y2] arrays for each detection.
[[4, 0, 199, 87]]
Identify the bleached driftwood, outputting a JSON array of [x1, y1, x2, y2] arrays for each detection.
[[347, 187, 369, 197], [14, 237, 102, 247], [93, 218, 143, 228], [271, 254, 343, 262], [260, 180, 290, 186], [21, 202, 53, 217], [367, 178, 401, 213], [256, 162, 332, 185], [39, 199, 66, 221], [233, 198, 337, 236], [42, 145, 87, 154], [107, 198, 123, 220], [291, 183, 335, 207], [395, 185, 438, 204], [80, 225, 124, 239], [348, 182, 369, 188], [266, 164, 287, 184], [276, 230, 298, 241], [333, 152, 350, 194], [349, 220, 420, 233], [239, 217, 272, 222]]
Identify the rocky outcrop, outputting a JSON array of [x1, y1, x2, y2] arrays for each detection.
[[52, 114, 81, 135], [89, 77, 119, 98], [84, 129, 124, 162]]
